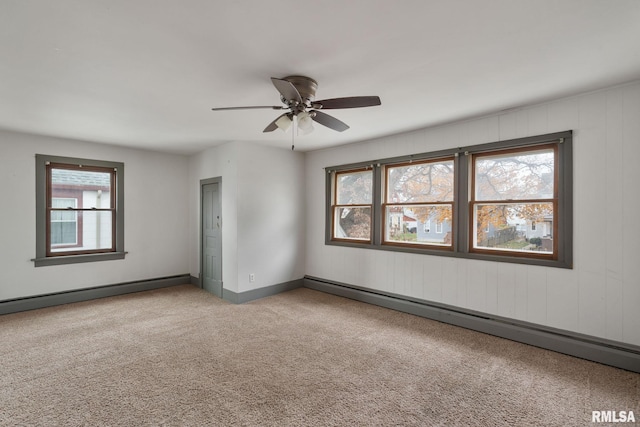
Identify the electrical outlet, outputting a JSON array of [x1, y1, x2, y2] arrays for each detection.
[[249, 273, 255, 282]]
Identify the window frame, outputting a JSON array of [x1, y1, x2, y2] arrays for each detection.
[[382, 157, 455, 250], [325, 131, 573, 269], [46, 162, 117, 257], [34, 154, 126, 267], [469, 143, 558, 260], [330, 167, 374, 243]]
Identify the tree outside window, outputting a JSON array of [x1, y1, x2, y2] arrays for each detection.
[[332, 169, 373, 242]]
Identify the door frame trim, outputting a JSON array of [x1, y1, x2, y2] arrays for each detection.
[[200, 177, 222, 295]]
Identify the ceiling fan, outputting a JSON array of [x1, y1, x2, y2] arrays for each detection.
[[211, 75, 381, 134]]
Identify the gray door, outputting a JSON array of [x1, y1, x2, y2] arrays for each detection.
[[202, 180, 222, 297]]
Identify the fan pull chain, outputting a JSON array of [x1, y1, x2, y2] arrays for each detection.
[[291, 115, 296, 150]]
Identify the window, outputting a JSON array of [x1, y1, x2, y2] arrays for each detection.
[[47, 163, 115, 256], [471, 145, 556, 258], [383, 158, 454, 248], [331, 169, 373, 242], [326, 131, 573, 268], [34, 155, 125, 267]]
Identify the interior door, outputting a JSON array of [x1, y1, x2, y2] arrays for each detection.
[[202, 180, 222, 298]]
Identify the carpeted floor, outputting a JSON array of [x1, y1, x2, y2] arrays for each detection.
[[1, 285, 638, 426]]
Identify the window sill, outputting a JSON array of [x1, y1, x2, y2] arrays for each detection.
[[32, 252, 127, 267]]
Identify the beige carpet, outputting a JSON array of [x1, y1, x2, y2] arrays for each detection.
[[1, 285, 638, 426]]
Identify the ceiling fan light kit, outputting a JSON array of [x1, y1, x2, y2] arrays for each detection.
[[274, 114, 292, 132], [296, 111, 314, 134], [211, 75, 381, 147]]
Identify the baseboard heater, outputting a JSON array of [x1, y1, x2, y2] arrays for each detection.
[[303, 276, 640, 374], [0, 274, 191, 315]]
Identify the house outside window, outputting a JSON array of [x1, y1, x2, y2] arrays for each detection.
[[418, 216, 451, 245], [34, 155, 125, 267], [50, 198, 78, 246]]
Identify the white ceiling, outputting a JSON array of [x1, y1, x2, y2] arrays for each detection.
[[2, 0, 640, 154]]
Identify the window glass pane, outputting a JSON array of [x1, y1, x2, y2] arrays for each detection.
[[51, 221, 77, 245], [334, 207, 371, 240], [387, 160, 454, 203], [52, 198, 76, 209], [51, 210, 76, 222], [51, 198, 77, 221], [475, 149, 554, 201], [51, 198, 77, 244], [50, 211, 113, 253], [51, 210, 77, 222], [336, 170, 373, 205], [51, 168, 112, 209], [385, 205, 452, 246], [473, 203, 553, 253], [82, 211, 113, 250], [83, 190, 111, 209]]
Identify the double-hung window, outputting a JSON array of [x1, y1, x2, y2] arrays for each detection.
[[470, 145, 557, 258], [326, 131, 572, 268], [34, 155, 125, 267], [383, 158, 454, 248], [47, 163, 116, 256], [331, 168, 373, 242]]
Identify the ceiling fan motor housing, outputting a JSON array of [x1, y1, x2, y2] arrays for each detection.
[[282, 75, 318, 109]]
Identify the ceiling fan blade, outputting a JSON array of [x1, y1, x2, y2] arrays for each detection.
[[311, 110, 350, 132], [263, 113, 291, 132], [271, 77, 302, 103], [313, 96, 381, 110], [212, 106, 284, 111]]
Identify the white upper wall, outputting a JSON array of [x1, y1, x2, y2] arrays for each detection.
[[188, 142, 239, 292], [235, 143, 305, 293], [0, 129, 190, 300], [305, 81, 640, 346], [188, 141, 305, 294]]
